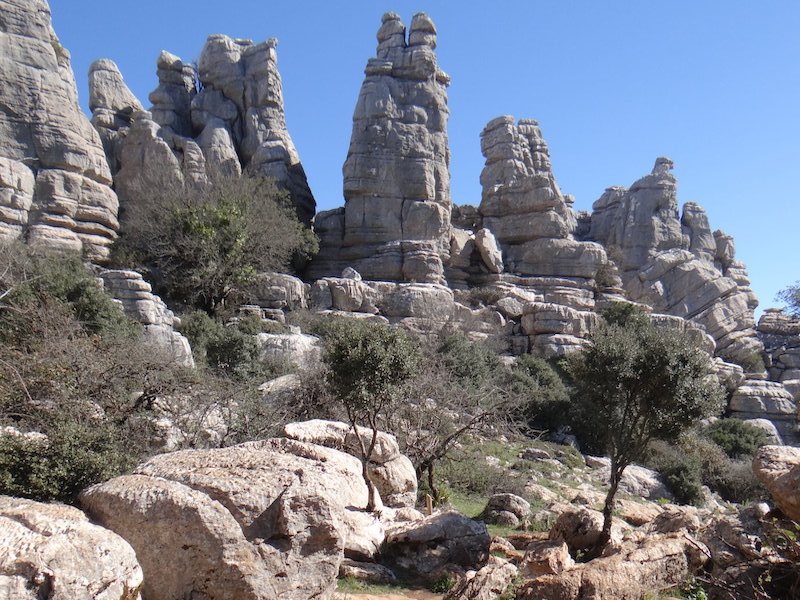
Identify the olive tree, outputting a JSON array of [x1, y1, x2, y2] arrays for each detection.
[[568, 305, 724, 554], [322, 319, 421, 511]]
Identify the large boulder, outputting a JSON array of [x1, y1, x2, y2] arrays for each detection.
[[752, 445, 800, 520], [0, 496, 142, 600], [80, 437, 387, 600], [444, 558, 518, 600], [516, 532, 710, 600], [383, 511, 490, 576]]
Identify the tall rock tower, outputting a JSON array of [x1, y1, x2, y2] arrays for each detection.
[[0, 0, 119, 262], [309, 12, 452, 283]]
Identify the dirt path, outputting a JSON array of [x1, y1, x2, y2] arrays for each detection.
[[333, 591, 443, 600]]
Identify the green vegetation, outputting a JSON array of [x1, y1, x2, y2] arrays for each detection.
[[704, 418, 771, 460], [113, 174, 317, 315], [0, 243, 179, 502], [568, 304, 725, 553], [777, 281, 800, 317], [322, 319, 422, 511]]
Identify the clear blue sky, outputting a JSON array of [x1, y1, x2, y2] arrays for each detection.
[[49, 1, 799, 317]]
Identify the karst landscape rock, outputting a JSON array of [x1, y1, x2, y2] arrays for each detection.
[[1, 2, 799, 600]]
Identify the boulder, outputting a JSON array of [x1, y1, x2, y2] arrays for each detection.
[[444, 559, 518, 600], [517, 532, 710, 600], [519, 539, 574, 578], [81, 437, 388, 600], [480, 493, 531, 528], [383, 511, 490, 576], [257, 332, 321, 369], [0, 496, 142, 600], [752, 445, 800, 520]]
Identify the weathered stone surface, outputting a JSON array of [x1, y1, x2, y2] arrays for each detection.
[[251, 272, 309, 310], [256, 331, 320, 369], [590, 459, 673, 500], [444, 559, 517, 600], [474, 228, 503, 273], [588, 158, 763, 367], [100, 269, 193, 367], [520, 539, 573, 578], [81, 437, 389, 600], [283, 419, 401, 464], [0, 0, 119, 261], [480, 493, 531, 528], [383, 511, 490, 575], [752, 445, 800, 520], [729, 380, 798, 441], [758, 309, 800, 400], [0, 496, 142, 600], [517, 533, 709, 600], [477, 116, 606, 282], [309, 12, 451, 282]]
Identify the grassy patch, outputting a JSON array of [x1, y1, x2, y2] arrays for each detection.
[[335, 577, 407, 595]]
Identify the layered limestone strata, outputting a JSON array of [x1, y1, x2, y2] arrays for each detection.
[[0, 0, 119, 262], [90, 37, 314, 222], [588, 157, 762, 366], [100, 270, 194, 368], [759, 309, 800, 401], [307, 12, 452, 283]]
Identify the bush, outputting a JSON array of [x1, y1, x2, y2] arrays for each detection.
[[437, 334, 501, 387], [0, 419, 136, 503], [703, 419, 771, 460], [508, 355, 571, 431], [736, 352, 766, 374], [112, 174, 318, 314]]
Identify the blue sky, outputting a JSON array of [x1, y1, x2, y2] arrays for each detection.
[[49, 1, 799, 317]]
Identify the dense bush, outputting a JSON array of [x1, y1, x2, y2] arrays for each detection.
[[0, 243, 185, 502], [437, 333, 501, 387], [112, 174, 318, 314], [703, 418, 771, 459], [508, 354, 571, 431]]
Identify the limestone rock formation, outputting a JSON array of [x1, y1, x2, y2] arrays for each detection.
[[480, 493, 531, 528], [383, 510, 490, 576], [0, 496, 143, 600], [81, 437, 391, 600], [99, 269, 194, 367], [759, 308, 800, 400], [0, 0, 119, 262], [478, 116, 606, 280], [283, 419, 418, 508], [752, 445, 800, 520], [587, 158, 762, 366], [308, 12, 451, 283], [90, 38, 314, 221], [728, 380, 798, 443], [444, 559, 518, 600]]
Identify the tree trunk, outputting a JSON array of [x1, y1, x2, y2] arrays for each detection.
[[427, 463, 439, 505], [589, 461, 624, 559]]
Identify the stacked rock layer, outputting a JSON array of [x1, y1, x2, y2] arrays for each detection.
[[0, 0, 119, 262]]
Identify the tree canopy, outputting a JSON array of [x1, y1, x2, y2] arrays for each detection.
[[568, 304, 724, 552], [777, 282, 800, 317]]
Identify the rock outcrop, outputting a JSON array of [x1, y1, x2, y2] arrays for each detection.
[[89, 39, 314, 222], [81, 437, 391, 600], [0, 0, 119, 262], [752, 445, 800, 520], [587, 158, 762, 366], [308, 12, 452, 283], [759, 308, 800, 401], [0, 496, 142, 600], [99, 269, 194, 367]]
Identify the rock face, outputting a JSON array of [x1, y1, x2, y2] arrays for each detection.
[[100, 269, 194, 367], [0, 496, 143, 600], [587, 157, 762, 367], [728, 379, 798, 443], [80, 437, 388, 600], [0, 0, 119, 262], [759, 308, 800, 401], [90, 37, 314, 222], [752, 445, 800, 520], [308, 12, 451, 283]]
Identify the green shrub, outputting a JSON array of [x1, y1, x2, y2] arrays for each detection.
[[0, 419, 137, 503], [437, 334, 501, 387], [508, 355, 571, 431], [703, 418, 770, 459], [736, 352, 766, 374]]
